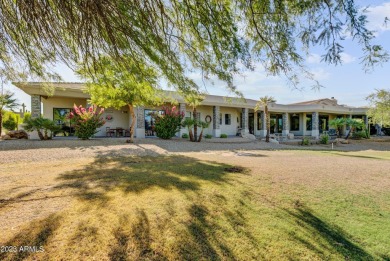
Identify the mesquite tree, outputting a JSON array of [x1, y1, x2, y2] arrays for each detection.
[[1, 1, 388, 93], [77, 56, 162, 142]]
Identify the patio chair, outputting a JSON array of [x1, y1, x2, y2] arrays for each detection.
[[106, 127, 115, 137], [124, 127, 132, 137], [116, 127, 124, 137]]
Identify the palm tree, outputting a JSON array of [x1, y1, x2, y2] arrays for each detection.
[[197, 120, 210, 142], [345, 118, 364, 140], [255, 96, 276, 142], [182, 118, 195, 141], [329, 118, 345, 138], [184, 91, 204, 142], [0, 90, 19, 135]]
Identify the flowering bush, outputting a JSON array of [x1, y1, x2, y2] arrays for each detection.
[[68, 104, 105, 139], [153, 106, 184, 139]]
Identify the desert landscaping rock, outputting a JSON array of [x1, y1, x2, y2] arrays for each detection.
[[6, 130, 29, 139], [1, 135, 11, 140]]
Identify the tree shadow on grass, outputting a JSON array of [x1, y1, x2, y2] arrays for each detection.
[[175, 200, 263, 261], [109, 210, 167, 261], [285, 205, 374, 260], [55, 152, 242, 203], [0, 214, 61, 261], [322, 151, 389, 160]]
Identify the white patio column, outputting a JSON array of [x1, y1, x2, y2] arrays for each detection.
[[312, 112, 319, 139], [212, 106, 221, 137], [179, 103, 187, 137], [31, 95, 41, 119], [135, 106, 145, 138], [241, 108, 249, 134], [302, 113, 307, 136], [282, 112, 289, 136], [259, 111, 267, 138]]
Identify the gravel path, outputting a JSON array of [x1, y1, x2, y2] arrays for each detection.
[[0, 137, 389, 164]]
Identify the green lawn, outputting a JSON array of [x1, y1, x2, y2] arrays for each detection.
[[1, 151, 389, 260]]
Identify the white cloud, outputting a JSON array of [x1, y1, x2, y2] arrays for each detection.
[[310, 68, 331, 80], [340, 52, 357, 64], [307, 53, 321, 64], [366, 3, 390, 33]]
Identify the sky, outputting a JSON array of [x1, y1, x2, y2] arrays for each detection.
[[5, 0, 390, 112]]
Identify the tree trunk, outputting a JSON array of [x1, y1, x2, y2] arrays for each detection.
[[345, 127, 354, 140], [37, 129, 44, 140], [189, 128, 194, 141], [0, 111, 3, 136], [128, 104, 136, 143], [337, 127, 342, 138], [265, 106, 270, 143], [193, 108, 198, 142], [198, 128, 204, 142]]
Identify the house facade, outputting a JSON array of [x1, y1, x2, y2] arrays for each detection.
[[13, 82, 369, 139]]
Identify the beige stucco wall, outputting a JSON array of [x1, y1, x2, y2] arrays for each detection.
[[173, 105, 241, 137], [97, 106, 131, 136], [42, 97, 130, 137], [220, 106, 240, 136], [43, 97, 87, 120]]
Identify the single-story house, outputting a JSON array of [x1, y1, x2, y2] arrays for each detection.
[[13, 82, 368, 139]]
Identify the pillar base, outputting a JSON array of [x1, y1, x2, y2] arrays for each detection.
[[312, 130, 319, 139], [259, 130, 267, 138], [179, 128, 188, 138], [213, 129, 221, 138], [135, 128, 145, 138], [27, 130, 40, 140], [282, 130, 289, 136]]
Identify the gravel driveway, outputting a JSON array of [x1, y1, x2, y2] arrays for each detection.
[[1, 137, 389, 164]]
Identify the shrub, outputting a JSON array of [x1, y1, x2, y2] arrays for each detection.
[[182, 118, 195, 141], [182, 133, 189, 138], [24, 117, 61, 140], [353, 131, 368, 139], [23, 112, 31, 123], [220, 133, 228, 138], [68, 104, 105, 140], [205, 134, 212, 139], [301, 137, 310, 146], [153, 106, 184, 140], [319, 134, 329, 144], [3, 116, 17, 130]]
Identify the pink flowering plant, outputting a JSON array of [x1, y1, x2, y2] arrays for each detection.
[[152, 106, 184, 139], [67, 104, 105, 139]]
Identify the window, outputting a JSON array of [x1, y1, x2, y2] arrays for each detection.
[[185, 111, 192, 120], [290, 114, 300, 131], [219, 113, 222, 125], [53, 108, 73, 136], [270, 114, 283, 133], [225, 114, 231, 125], [257, 113, 262, 130], [197, 112, 201, 121], [306, 114, 312, 131], [319, 115, 329, 132], [185, 111, 200, 120]]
